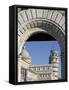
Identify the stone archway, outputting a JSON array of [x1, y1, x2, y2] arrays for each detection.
[[18, 9, 65, 79]]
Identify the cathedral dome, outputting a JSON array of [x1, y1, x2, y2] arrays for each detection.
[[20, 47, 31, 60]]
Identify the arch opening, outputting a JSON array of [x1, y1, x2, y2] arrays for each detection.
[[25, 32, 61, 79]]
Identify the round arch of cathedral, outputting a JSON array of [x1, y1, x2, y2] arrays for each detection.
[[18, 8, 66, 79]]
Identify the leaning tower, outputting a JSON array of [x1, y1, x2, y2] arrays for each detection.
[[49, 50, 59, 80]]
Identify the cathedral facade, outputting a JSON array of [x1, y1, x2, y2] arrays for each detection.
[[18, 47, 59, 82]]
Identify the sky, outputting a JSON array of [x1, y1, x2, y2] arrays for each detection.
[[25, 41, 61, 79]]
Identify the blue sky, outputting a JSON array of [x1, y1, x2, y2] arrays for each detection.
[[25, 41, 61, 79]]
